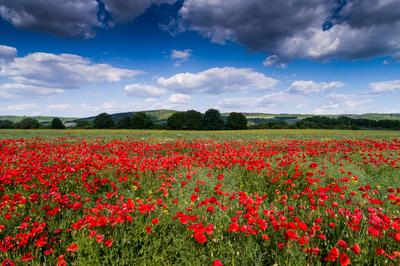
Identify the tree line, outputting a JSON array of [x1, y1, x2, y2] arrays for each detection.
[[167, 110, 247, 130], [250, 116, 400, 130], [0, 117, 66, 129], [0, 110, 248, 130], [296, 116, 400, 130], [91, 112, 154, 129], [1, 113, 400, 130], [86, 109, 248, 130]]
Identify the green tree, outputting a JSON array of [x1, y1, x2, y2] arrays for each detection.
[[131, 112, 153, 129], [0, 120, 14, 129], [116, 117, 132, 129], [93, 113, 114, 129], [227, 112, 247, 130], [75, 120, 92, 129], [184, 110, 203, 130], [167, 112, 185, 129], [203, 109, 224, 130], [51, 118, 65, 129], [16, 118, 41, 129]]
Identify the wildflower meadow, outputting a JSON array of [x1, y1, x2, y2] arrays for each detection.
[[0, 131, 399, 265]]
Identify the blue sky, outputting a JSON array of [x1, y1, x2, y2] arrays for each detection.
[[0, 0, 400, 117]]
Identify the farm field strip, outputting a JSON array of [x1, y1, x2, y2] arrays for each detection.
[[1, 129, 400, 140], [0, 136, 399, 265]]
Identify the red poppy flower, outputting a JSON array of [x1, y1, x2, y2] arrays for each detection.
[[339, 253, 350, 266], [44, 248, 54, 255], [2, 259, 15, 266], [67, 243, 78, 252], [35, 236, 47, 247], [212, 259, 223, 266], [96, 234, 105, 243], [261, 234, 269, 241], [193, 231, 207, 244], [21, 253, 33, 262], [376, 248, 385, 256], [351, 243, 361, 255], [190, 194, 199, 202], [325, 247, 340, 262], [57, 255, 67, 266], [368, 226, 381, 237], [104, 239, 113, 248], [393, 232, 400, 242], [338, 239, 348, 249], [145, 226, 152, 234]]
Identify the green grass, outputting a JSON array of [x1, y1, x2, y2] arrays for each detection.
[[1, 131, 399, 265], [0, 128, 399, 140], [1, 136, 399, 265]]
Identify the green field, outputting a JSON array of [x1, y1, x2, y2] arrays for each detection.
[[0, 129, 399, 140], [1, 129, 399, 265]]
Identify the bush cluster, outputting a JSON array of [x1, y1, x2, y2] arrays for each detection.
[[167, 109, 247, 130], [77, 109, 248, 130], [0, 118, 66, 129]]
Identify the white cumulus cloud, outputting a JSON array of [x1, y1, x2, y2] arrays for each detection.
[[287, 80, 345, 94], [217, 92, 293, 110], [170, 49, 192, 66], [0, 103, 38, 111], [263, 55, 287, 68], [168, 93, 191, 104], [369, 80, 400, 94], [217, 97, 257, 109], [157, 67, 278, 94], [0, 51, 142, 98], [0, 44, 17, 63], [48, 103, 71, 110], [0, 83, 64, 98], [124, 83, 166, 98], [314, 93, 372, 114]]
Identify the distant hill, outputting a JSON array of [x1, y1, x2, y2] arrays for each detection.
[[334, 113, 400, 120], [241, 113, 400, 120], [0, 115, 77, 123], [79, 110, 178, 125], [77, 110, 400, 127], [3, 111, 400, 127], [241, 113, 400, 126]]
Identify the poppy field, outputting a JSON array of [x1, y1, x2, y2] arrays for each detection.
[[0, 131, 400, 265]]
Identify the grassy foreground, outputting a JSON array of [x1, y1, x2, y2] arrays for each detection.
[[0, 130, 399, 265]]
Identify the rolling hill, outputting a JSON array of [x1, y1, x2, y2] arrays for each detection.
[[77, 110, 400, 127], [80, 110, 178, 124], [0, 115, 77, 123], [2, 111, 400, 126]]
